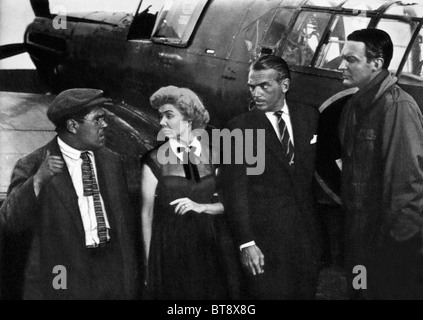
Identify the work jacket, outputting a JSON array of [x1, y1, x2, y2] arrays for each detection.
[[339, 70, 423, 254]]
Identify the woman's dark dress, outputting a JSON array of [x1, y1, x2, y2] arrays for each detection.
[[144, 142, 240, 300]]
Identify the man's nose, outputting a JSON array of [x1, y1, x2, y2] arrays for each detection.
[[160, 117, 167, 127], [339, 59, 347, 70], [101, 120, 108, 128], [252, 87, 262, 98]]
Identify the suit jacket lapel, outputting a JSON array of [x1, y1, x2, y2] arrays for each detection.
[[48, 138, 85, 237], [251, 108, 291, 168], [288, 102, 304, 166]]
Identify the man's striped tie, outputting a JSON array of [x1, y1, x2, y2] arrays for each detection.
[[275, 111, 295, 166], [81, 152, 108, 246]]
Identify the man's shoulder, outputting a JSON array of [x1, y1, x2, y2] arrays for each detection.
[[390, 84, 418, 103], [383, 84, 420, 113], [288, 101, 320, 130], [97, 147, 124, 163], [292, 101, 319, 117]]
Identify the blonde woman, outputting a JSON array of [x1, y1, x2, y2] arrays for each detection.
[[141, 86, 240, 300]]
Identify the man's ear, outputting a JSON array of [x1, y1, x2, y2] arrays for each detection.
[[372, 58, 385, 72], [66, 119, 78, 134], [281, 78, 290, 93]]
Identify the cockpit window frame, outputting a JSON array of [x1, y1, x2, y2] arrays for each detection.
[[274, 0, 423, 82], [150, 0, 210, 48]]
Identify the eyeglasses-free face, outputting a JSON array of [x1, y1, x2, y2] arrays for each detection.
[[158, 104, 191, 141], [248, 69, 290, 113]]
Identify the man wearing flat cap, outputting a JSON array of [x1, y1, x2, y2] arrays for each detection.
[[0, 88, 139, 300]]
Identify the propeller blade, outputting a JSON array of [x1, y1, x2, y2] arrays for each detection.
[[30, 0, 51, 17], [0, 44, 27, 60]]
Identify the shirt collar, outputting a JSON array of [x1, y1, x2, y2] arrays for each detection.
[[169, 137, 202, 161], [57, 137, 93, 160], [266, 100, 289, 117]]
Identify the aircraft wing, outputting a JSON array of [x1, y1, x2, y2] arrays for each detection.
[[0, 92, 56, 202]]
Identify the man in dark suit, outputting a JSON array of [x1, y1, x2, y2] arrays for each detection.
[[222, 55, 322, 299], [0, 89, 138, 300]]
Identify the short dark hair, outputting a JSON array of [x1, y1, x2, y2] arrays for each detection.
[[347, 29, 393, 69], [250, 55, 291, 81], [55, 106, 98, 134]]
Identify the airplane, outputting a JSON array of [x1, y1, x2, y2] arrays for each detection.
[[3, 0, 423, 301], [2, 0, 423, 207]]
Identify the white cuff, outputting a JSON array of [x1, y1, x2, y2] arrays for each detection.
[[240, 241, 256, 251]]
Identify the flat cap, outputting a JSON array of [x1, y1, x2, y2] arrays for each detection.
[[47, 88, 109, 125]]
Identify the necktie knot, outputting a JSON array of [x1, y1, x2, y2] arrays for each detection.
[[81, 151, 90, 162], [81, 152, 94, 196], [177, 146, 197, 154]]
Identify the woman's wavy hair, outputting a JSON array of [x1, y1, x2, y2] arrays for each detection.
[[150, 86, 210, 130]]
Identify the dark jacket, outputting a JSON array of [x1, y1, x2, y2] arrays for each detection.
[[0, 137, 139, 300], [221, 103, 322, 299], [339, 71, 423, 299]]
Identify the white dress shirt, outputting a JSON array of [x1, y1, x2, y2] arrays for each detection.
[[58, 137, 110, 247], [265, 101, 294, 145], [240, 101, 294, 251]]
